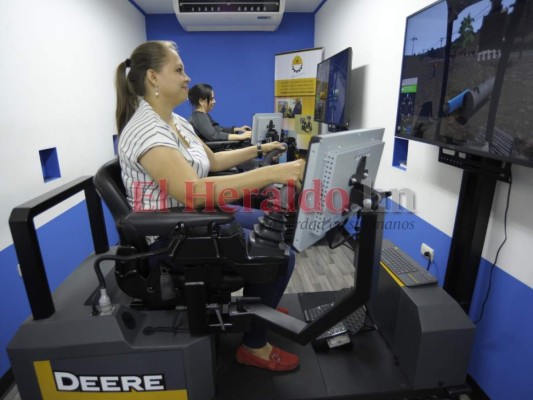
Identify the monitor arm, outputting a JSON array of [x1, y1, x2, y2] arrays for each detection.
[[349, 155, 391, 210], [235, 180, 389, 345]]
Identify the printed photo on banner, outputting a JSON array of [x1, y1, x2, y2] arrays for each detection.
[[274, 48, 323, 150]]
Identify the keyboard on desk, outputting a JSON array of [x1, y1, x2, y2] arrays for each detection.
[[380, 239, 438, 287], [303, 288, 367, 337], [303, 302, 347, 340]]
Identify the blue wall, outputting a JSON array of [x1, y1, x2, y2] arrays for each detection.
[[145, 13, 315, 126], [0, 203, 118, 378], [468, 259, 533, 399], [0, 245, 26, 379]]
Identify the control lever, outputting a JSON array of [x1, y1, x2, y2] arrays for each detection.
[[262, 184, 297, 211], [258, 142, 288, 167]]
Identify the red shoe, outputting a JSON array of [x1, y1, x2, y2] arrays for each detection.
[[236, 345, 299, 372], [276, 306, 289, 314]]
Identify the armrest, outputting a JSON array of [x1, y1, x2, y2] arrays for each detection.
[[122, 208, 234, 236], [209, 168, 239, 176], [206, 140, 240, 147], [206, 140, 242, 151]]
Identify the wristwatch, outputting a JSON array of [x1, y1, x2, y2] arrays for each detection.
[[257, 143, 263, 158]]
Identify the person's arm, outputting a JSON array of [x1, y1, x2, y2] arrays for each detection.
[[233, 125, 252, 133], [228, 126, 252, 140], [204, 141, 284, 173], [190, 112, 230, 141], [229, 131, 251, 141], [220, 121, 251, 141], [192, 112, 250, 142], [139, 146, 304, 209]]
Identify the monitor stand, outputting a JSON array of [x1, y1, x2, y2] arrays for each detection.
[[327, 124, 349, 133]]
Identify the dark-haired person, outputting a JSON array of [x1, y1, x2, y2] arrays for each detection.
[[188, 83, 251, 143], [115, 40, 304, 372]]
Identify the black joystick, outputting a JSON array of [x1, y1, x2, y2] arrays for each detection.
[[253, 212, 287, 248], [258, 143, 288, 167]]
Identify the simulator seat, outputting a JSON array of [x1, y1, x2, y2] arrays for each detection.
[[93, 158, 289, 333]]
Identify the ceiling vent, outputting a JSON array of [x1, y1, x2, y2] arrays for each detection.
[[173, 0, 286, 32]]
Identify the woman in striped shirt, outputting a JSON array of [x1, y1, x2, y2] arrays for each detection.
[[115, 41, 304, 372]]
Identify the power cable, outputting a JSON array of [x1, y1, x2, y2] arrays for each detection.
[[474, 168, 512, 324]]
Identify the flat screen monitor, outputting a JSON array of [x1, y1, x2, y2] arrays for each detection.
[[292, 128, 385, 252], [251, 113, 283, 145], [314, 47, 353, 131], [395, 0, 533, 169]]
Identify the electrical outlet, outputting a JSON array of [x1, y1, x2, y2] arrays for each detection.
[[421, 243, 434, 262]]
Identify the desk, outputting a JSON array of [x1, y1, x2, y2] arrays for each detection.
[[7, 255, 474, 400], [215, 292, 471, 400]]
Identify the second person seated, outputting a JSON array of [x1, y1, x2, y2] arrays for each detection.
[[188, 83, 251, 147]]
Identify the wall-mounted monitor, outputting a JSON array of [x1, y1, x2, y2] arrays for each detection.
[[313, 47, 353, 132], [395, 0, 533, 170], [292, 128, 385, 252], [251, 112, 283, 145]]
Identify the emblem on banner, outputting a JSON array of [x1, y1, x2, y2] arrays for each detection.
[[291, 55, 303, 73]]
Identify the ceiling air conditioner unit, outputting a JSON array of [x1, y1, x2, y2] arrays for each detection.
[[173, 0, 286, 32]]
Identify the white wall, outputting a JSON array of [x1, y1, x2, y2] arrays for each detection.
[[0, 0, 146, 250], [315, 0, 533, 289]]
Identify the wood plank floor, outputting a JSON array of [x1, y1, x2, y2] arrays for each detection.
[[286, 239, 356, 294]]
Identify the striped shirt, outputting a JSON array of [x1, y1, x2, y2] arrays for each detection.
[[119, 99, 210, 215]]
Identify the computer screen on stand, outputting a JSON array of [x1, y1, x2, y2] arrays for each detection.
[[281, 127, 387, 345], [292, 128, 385, 252], [251, 113, 283, 145]]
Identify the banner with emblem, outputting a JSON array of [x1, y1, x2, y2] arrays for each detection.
[[274, 48, 323, 150]]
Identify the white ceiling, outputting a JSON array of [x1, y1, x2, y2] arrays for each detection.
[[133, 0, 324, 14]]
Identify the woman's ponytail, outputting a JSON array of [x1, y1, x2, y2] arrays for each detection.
[[115, 60, 139, 134]]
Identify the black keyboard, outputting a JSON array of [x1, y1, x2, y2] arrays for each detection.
[[304, 302, 334, 321], [315, 321, 348, 341], [334, 289, 367, 334], [304, 302, 348, 340], [380, 239, 437, 287], [303, 288, 367, 336]]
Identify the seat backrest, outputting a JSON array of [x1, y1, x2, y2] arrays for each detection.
[[94, 158, 148, 250], [93, 158, 259, 309], [93, 158, 130, 221]]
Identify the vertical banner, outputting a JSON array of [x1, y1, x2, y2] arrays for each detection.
[[275, 48, 323, 150]]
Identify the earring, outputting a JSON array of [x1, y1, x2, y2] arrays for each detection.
[[155, 87, 159, 97]]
